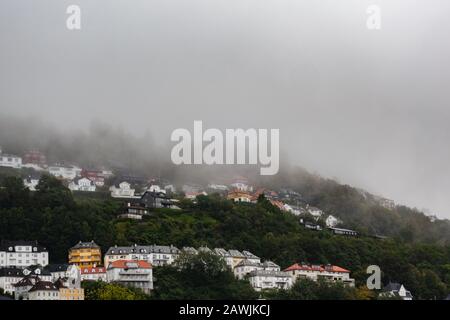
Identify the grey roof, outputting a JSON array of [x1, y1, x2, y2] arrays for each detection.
[[28, 281, 58, 292], [198, 246, 212, 253], [228, 249, 245, 258], [382, 282, 413, 298], [242, 250, 259, 259], [105, 244, 179, 255], [26, 265, 51, 276], [0, 240, 47, 252], [235, 260, 262, 268], [182, 247, 198, 254], [214, 248, 231, 257], [14, 275, 40, 288], [71, 240, 100, 250], [262, 261, 280, 268], [141, 191, 169, 200], [53, 278, 68, 289], [0, 267, 26, 277], [383, 282, 402, 292], [152, 245, 179, 254], [248, 270, 290, 278], [46, 264, 70, 273]]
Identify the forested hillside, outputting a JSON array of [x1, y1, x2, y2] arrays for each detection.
[[0, 175, 449, 299], [259, 166, 450, 245]]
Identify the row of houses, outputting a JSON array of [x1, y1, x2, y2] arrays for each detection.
[[1, 240, 419, 299]]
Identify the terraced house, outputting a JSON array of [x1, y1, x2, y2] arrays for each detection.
[[68, 241, 102, 268], [283, 263, 355, 287], [0, 240, 49, 268], [104, 244, 180, 267]]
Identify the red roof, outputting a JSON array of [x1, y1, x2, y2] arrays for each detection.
[[284, 263, 350, 273], [328, 265, 350, 273], [109, 260, 152, 269], [80, 267, 106, 274]]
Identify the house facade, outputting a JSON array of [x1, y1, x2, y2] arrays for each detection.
[[80, 267, 107, 282], [110, 181, 136, 198], [227, 190, 253, 203], [106, 260, 153, 294], [118, 201, 149, 220], [104, 244, 180, 267], [68, 177, 96, 192], [140, 191, 175, 209], [48, 165, 81, 180], [68, 241, 102, 268], [23, 150, 47, 168], [233, 260, 280, 280], [0, 240, 49, 268], [0, 268, 26, 294], [27, 281, 60, 300], [0, 147, 22, 169], [248, 270, 292, 291], [284, 263, 355, 287], [23, 173, 41, 191], [381, 282, 413, 300], [80, 169, 106, 187]]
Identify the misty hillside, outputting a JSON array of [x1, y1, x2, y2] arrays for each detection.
[[1, 114, 449, 245], [260, 167, 450, 245]]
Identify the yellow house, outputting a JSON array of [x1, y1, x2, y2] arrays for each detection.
[[69, 241, 102, 268], [54, 278, 85, 300], [59, 287, 85, 300]]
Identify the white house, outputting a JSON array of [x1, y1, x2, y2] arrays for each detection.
[[48, 165, 81, 180], [27, 281, 60, 300], [23, 174, 41, 191], [151, 245, 180, 266], [0, 241, 49, 268], [0, 266, 52, 295], [207, 184, 229, 191], [110, 181, 137, 198], [68, 177, 96, 192], [106, 260, 153, 294], [147, 185, 166, 194], [283, 204, 303, 216], [261, 261, 280, 272], [47, 264, 80, 282], [233, 260, 279, 280], [214, 248, 235, 268], [0, 268, 26, 294], [248, 270, 292, 291], [104, 244, 180, 268], [325, 215, 341, 228], [230, 177, 253, 192], [283, 263, 355, 287], [0, 147, 22, 169], [381, 282, 413, 300], [242, 251, 261, 264], [13, 275, 41, 300], [80, 267, 107, 282], [185, 191, 208, 200], [306, 205, 324, 219], [234, 260, 264, 280]]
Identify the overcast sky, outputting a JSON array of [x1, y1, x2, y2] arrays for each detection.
[[1, 0, 450, 218]]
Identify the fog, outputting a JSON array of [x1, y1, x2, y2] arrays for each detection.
[[1, 0, 450, 218]]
